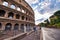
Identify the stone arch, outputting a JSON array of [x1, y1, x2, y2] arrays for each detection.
[[0, 23, 2, 28], [16, 14, 20, 19], [10, 4, 16, 9], [5, 23, 12, 30], [14, 24, 19, 30], [8, 12, 14, 19], [21, 16, 24, 20], [3, 1, 8, 6], [0, 10, 6, 17], [20, 24, 24, 32]]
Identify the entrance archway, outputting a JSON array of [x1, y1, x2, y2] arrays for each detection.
[[5, 23, 12, 31], [20, 24, 24, 32], [14, 24, 19, 30]]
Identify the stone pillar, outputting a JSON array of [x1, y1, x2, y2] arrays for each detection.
[[31, 27, 34, 31], [2, 22, 6, 30], [8, 2, 11, 8], [19, 15, 21, 20], [24, 25, 26, 33], [14, 14, 16, 19], [19, 24, 21, 30], [5, 11, 8, 18], [12, 23, 14, 30], [24, 16, 26, 21], [15, 6, 17, 10], [20, 7, 22, 12]]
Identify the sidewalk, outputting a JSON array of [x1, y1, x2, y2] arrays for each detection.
[[21, 30, 40, 40]]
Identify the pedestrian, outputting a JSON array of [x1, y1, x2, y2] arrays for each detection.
[[33, 27, 36, 32]]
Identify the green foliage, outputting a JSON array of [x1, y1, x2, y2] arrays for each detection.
[[49, 10, 60, 28], [39, 10, 60, 28], [40, 23, 46, 27]]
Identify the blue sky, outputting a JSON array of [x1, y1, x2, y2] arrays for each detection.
[[25, 0, 60, 25]]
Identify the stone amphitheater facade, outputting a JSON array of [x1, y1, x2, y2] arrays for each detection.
[[0, 0, 35, 33]]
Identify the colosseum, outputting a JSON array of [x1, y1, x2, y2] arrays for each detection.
[[0, 0, 35, 39]]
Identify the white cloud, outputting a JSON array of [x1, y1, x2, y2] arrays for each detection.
[[33, 5, 38, 10], [25, 0, 60, 25], [39, 2, 51, 9], [25, 0, 39, 4], [34, 10, 43, 20]]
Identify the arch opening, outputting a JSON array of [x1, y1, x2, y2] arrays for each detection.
[[14, 24, 19, 30], [8, 12, 14, 19], [0, 10, 6, 17], [3, 1, 8, 6], [0, 23, 2, 28], [10, 5, 16, 9], [5, 23, 12, 31], [16, 14, 20, 19], [20, 24, 24, 32], [22, 16, 24, 20]]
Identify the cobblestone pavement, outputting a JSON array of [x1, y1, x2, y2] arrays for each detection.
[[21, 31, 40, 40]]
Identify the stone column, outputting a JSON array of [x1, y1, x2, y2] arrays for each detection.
[[2, 22, 6, 30], [12, 23, 14, 30], [19, 24, 21, 30], [5, 11, 8, 18], [24, 25, 27, 33], [24, 16, 26, 21], [31, 27, 34, 31], [14, 14, 16, 19], [20, 7, 22, 12], [19, 15, 21, 20], [8, 2, 11, 8]]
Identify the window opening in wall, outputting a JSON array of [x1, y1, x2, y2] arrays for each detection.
[[0, 23, 2, 28], [10, 5, 16, 9], [22, 9, 25, 13], [16, 14, 20, 19], [3, 1, 8, 6], [22, 16, 24, 20], [0, 10, 5, 17], [17, 7, 21, 11], [8, 12, 14, 19], [26, 17, 27, 21]]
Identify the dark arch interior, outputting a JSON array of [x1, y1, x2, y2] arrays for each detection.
[[20, 24, 24, 32], [5, 23, 12, 30], [16, 14, 20, 19], [8, 12, 14, 18], [26, 17, 28, 20], [0, 10, 6, 17], [14, 24, 19, 30], [22, 16, 24, 20], [0, 23, 2, 28]]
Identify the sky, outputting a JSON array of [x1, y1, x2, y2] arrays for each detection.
[[25, 0, 60, 25]]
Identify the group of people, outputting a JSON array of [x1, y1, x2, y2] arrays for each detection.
[[33, 26, 40, 32]]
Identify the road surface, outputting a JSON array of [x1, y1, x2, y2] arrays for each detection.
[[41, 27, 60, 40]]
